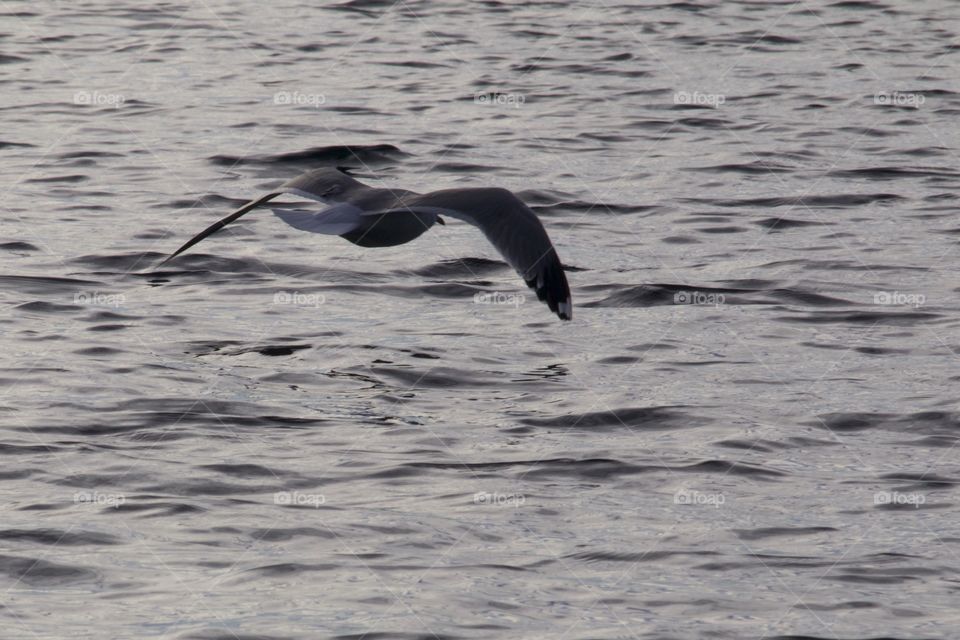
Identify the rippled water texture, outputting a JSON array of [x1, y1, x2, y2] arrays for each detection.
[[2, 0, 960, 638]]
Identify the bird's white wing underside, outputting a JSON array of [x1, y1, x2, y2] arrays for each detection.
[[269, 202, 365, 236], [281, 187, 339, 205]]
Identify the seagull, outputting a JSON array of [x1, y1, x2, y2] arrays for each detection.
[[159, 167, 572, 320]]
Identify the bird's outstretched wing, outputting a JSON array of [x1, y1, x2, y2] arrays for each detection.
[[157, 168, 391, 267], [157, 169, 573, 321], [392, 187, 573, 320]]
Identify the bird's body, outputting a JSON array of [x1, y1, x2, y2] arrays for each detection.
[[160, 168, 572, 320]]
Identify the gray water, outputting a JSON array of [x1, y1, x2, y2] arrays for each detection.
[[2, 1, 960, 638]]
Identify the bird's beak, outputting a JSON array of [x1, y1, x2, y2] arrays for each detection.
[[436, 216, 445, 225]]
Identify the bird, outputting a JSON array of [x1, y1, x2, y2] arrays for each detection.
[[158, 167, 572, 320]]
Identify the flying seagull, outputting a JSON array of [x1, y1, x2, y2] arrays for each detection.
[[159, 167, 572, 320]]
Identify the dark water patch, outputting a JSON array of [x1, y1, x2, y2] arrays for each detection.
[[686, 193, 905, 208], [243, 562, 340, 577], [185, 340, 249, 356], [216, 344, 313, 357], [0, 274, 103, 295], [767, 288, 855, 307], [414, 282, 492, 299], [813, 413, 884, 432], [111, 501, 205, 517], [0, 443, 63, 455], [325, 0, 400, 16], [829, 0, 892, 8], [22, 398, 327, 434], [685, 161, 794, 175], [780, 310, 940, 325], [208, 144, 406, 168], [681, 460, 784, 478], [695, 225, 748, 234], [0, 554, 96, 586], [716, 439, 778, 452], [824, 572, 923, 585], [14, 301, 79, 314], [584, 283, 852, 309], [769, 637, 923, 640], [23, 174, 88, 183], [157, 193, 252, 211], [899, 435, 960, 448], [410, 257, 507, 278], [86, 323, 129, 332], [72, 251, 172, 273], [0, 140, 35, 148], [515, 189, 576, 207], [566, 549, 720, 564], [799, 601, 880, 611], [814, 411, 960, 436], [245, 527, 337, 541], [0, 528, 119, 546], [521, 406, 702, 431], [676, 117, 732, 129], [73, 346, 126, 357], [584, 284, 750, 308], [368, 365, 500, 389], [184, 633, 298, 640], [330, 634, 464, 640], [0, 242, 40, 252], [57, 150, 125, 159], [576, 132, 632, 143], [382, 60, 450, 68], [754, 217, 830, 230], [829, 167, 959, 180], [854, 346, 910, 355], [531, 199, 658, 215], [735, 526, 837, 541], [144, 253, 379, 283], [717, 436, 838, 452], [415, 457, 787, 480], [597, 355, 640, 365], [880, 472, 957, 490], [201, 463, 285, 478], [432, 161, 501, 173]]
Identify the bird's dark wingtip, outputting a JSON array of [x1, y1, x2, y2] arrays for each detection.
[[526, 260, 573, 321]]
